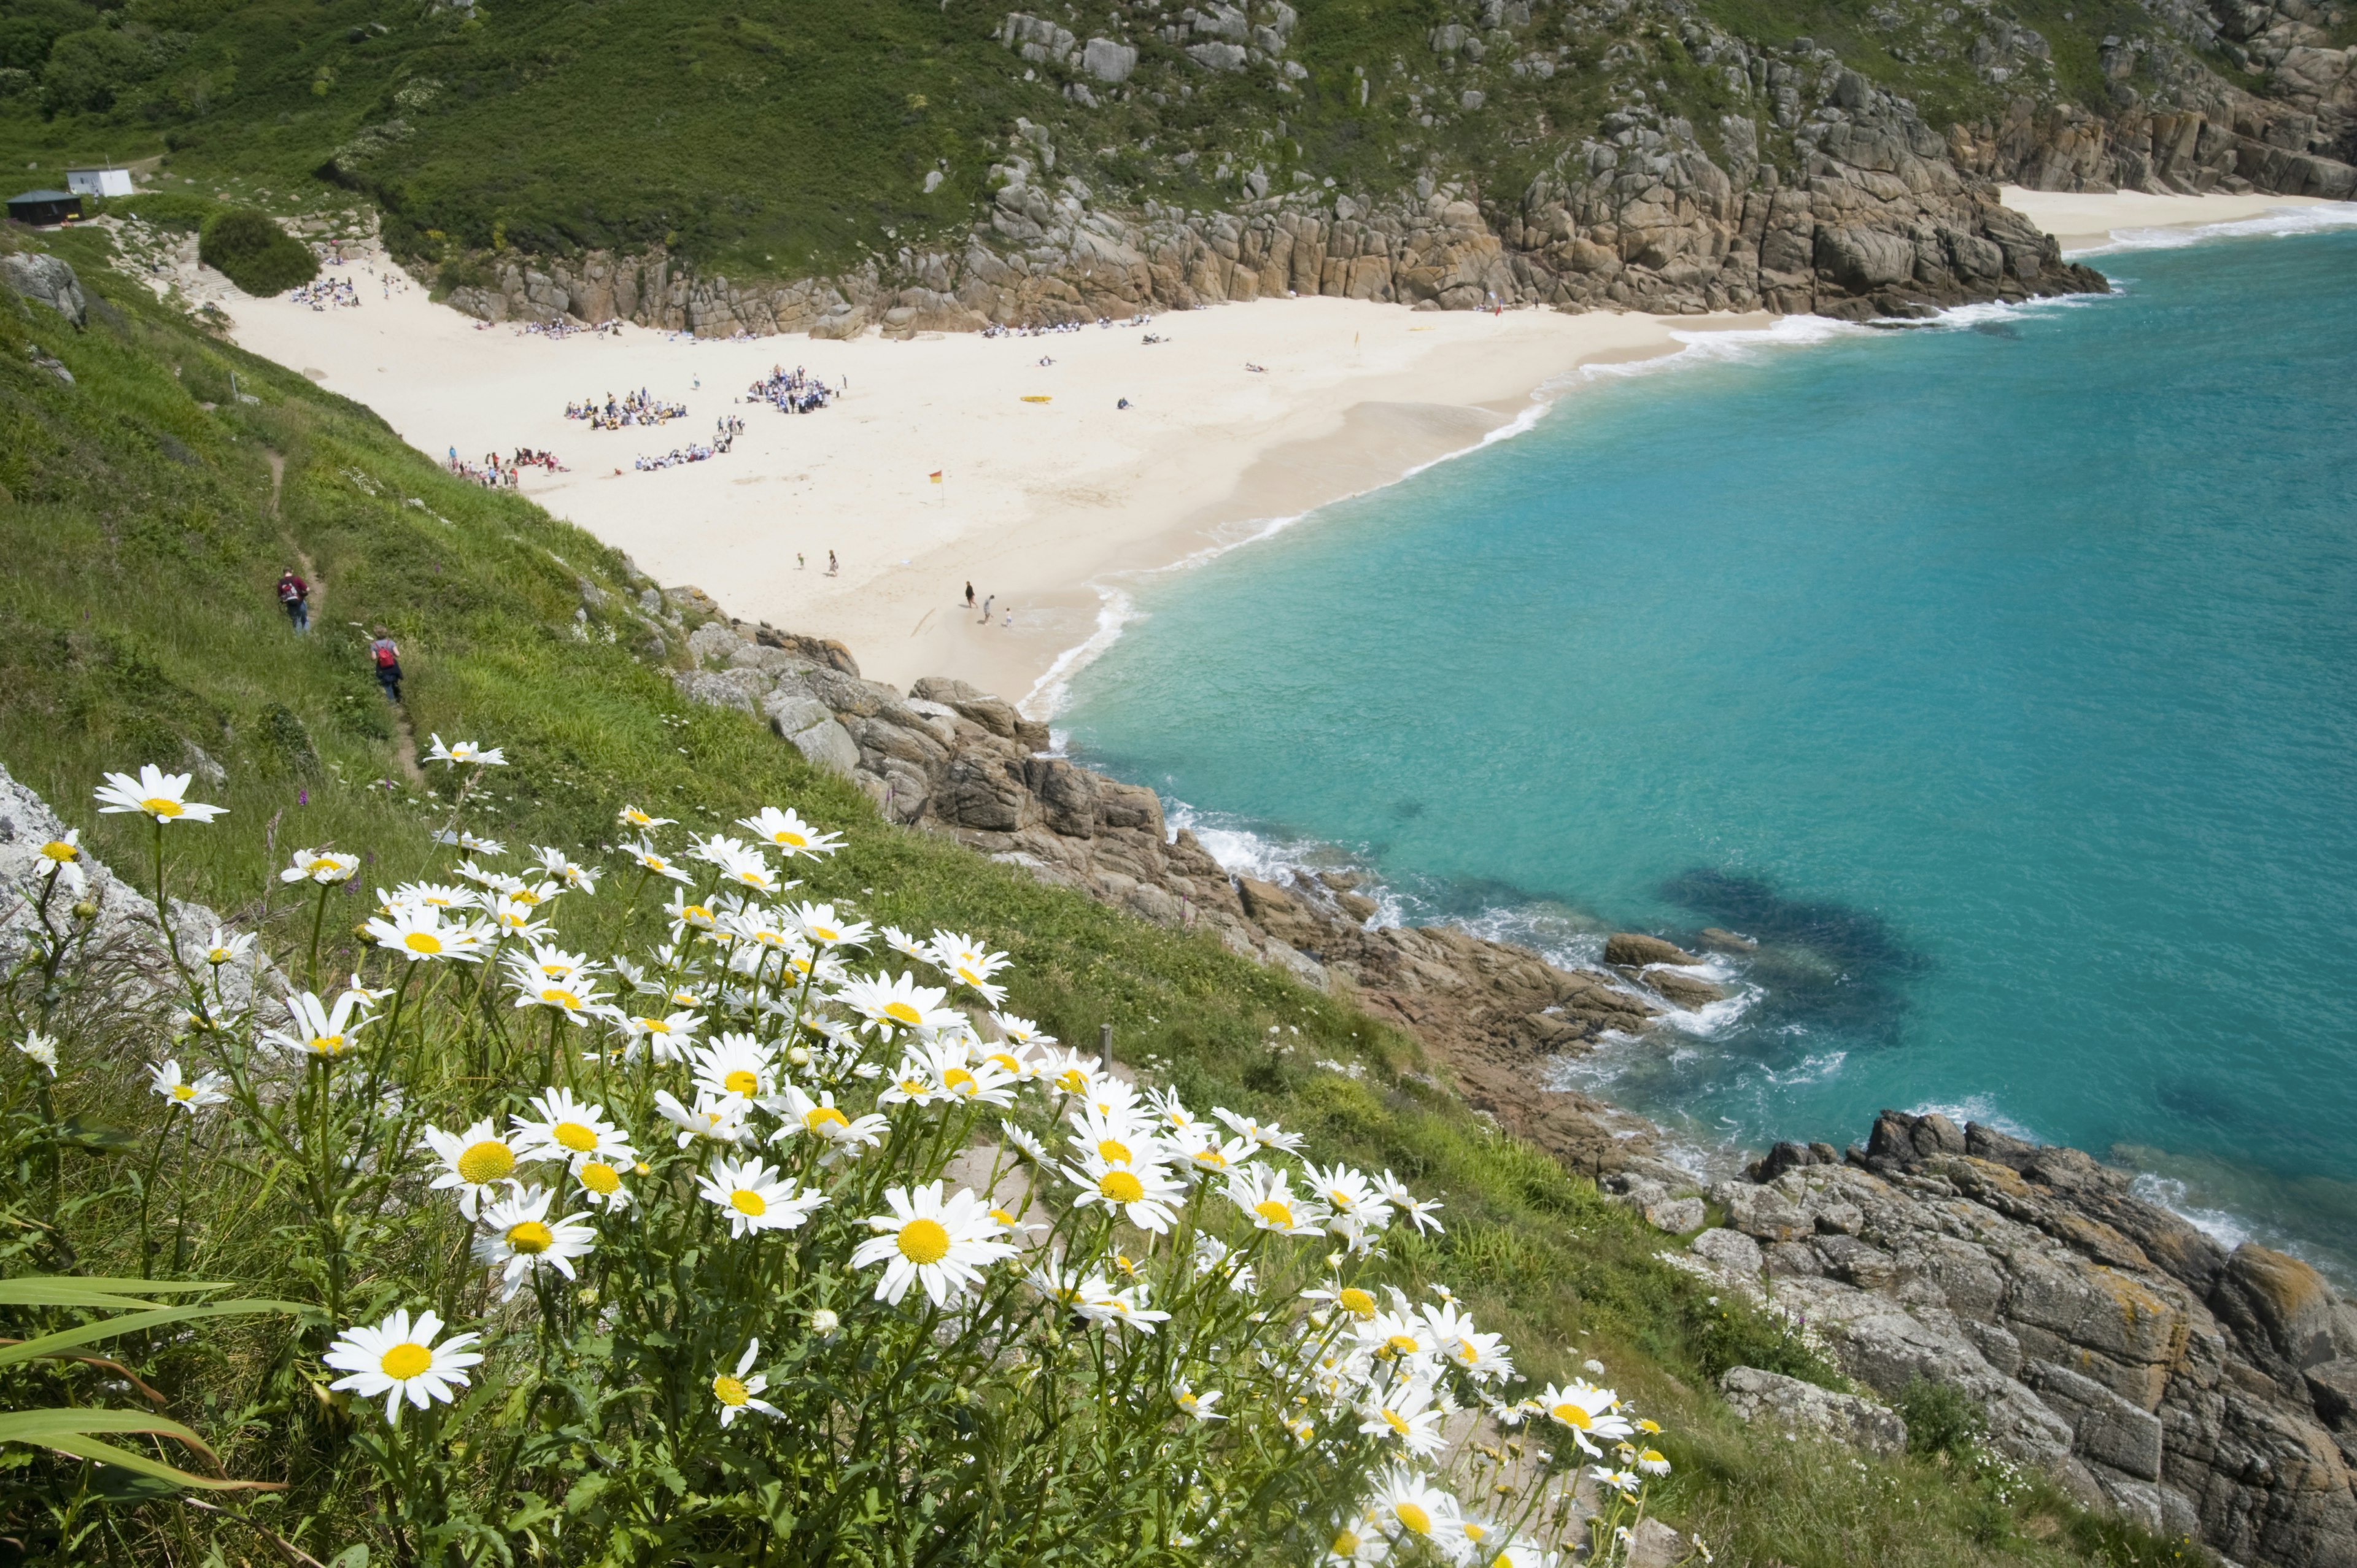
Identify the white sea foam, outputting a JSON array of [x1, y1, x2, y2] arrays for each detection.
[[1907, 1095, 2042, 1143], [2131, 1172, 2254, 1251], [2066, 201, 2357, 258]]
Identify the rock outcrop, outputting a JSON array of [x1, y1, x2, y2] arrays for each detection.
[[663, 602, 1700, 1187], [1, 251, 88, 327], [1671, 1110, 2357, 1567]]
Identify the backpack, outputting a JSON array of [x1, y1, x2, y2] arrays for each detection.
[[374, 642, 397, 669], [279, 579, 300, 602]]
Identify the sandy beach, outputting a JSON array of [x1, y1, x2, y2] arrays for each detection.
[[1998, 185, 2334, 253], [223, 269, 1763, 706]]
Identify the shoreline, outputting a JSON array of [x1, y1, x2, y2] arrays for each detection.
[[219, 258, 1768, 706]]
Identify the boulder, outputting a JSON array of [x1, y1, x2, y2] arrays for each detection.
[[1720, 1365, 1909, 1456], [1604, 932, 1701, 967], [0, 252, 87, 326], [1690, 1226, 1764, 1278], [2213, 1243, 2340, 1377], [1648, 969, 1727, 1008]]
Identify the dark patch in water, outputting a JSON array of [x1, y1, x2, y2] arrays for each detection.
[[1972, 321, 2022, 339], [1660, 868, 1926, 1053], [1392, 799, 1426, 821]]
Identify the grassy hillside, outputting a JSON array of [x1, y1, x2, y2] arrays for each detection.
[[0, 231, 2213, 1566], [0, 0, 2210, 280]]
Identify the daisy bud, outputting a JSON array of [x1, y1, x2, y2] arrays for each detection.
[[810, 1308, 839, 1336], [72, 900, 98, 921], [788, 1045, 811, 1066]]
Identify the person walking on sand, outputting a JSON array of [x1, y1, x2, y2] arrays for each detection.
[[369, 627, 403, 703], [798, 552, 807, 570], [966, 581, 977, 611], [276, 568, 311, 633], [1002, 607, 1013, 628], [980, 594, 994, 624], [827, 550, 839, 576]]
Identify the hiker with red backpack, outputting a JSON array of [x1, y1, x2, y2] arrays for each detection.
[[277, 568, 310, 633], [370, 627, 403, 703]]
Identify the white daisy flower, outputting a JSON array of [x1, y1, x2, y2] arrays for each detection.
[[850, 1181, 1017, 1307], [570, 1156, 635, 1210], [769, 1084, 888, 1164], [1213, 1106, 1304, 1154], [35, 828, 85, 892], [1636, 1446, 1672, 1477], [1173, 1381, 1226, 1421], [146, 1059, 227, 1113], [653, 1088, 752, 1148], [279, 848, 360, 886], [879, 925, 931, 962], [1371, 1469, 1463, 1553], [1063, 1151, 1185, 1234], [737, 805, 843, 860], [505, 961, 610, 1025], [424, 735, 506, 767], [510, 1087, 635, 1169], [201, 927, 255, 967], [16, 1032, 59, 1078], [790, 901, 871, 950], [1537, 1380, 1634, 1454], [1324, 1514, 1390, 1564], [1225, 1165, 1328, 1237], [999, 1121, 1053, 1165], [1420, 1301, 1514, 1383], [697, 1156, 826, 1238], [420, 1119, 524, 1219], [835, 971, 965, 1037], [616, 803, 673, 830], [365, 905, 487, 964], [323, 1308, 482, 1424], [265, 989, 373, 1059], [712, 1339, 782, 1425], [532, 846, 598, 892], [1074, 1283, 1171, 1334], [1359, 1373, 1449, 1457], [689, 834, 782, 895], [618, 838, 692, 883], [471, 1185, 595, 1297], [94, 765, 225, 824], [689, 1032, 778, 1105]]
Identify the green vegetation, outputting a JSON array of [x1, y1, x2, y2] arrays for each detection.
[[0, 0, 2208, 290], [196, 207, 316, 295], [0, 228, 2218, 1566]]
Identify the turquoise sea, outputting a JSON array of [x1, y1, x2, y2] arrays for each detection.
[[1056, 212, 2357, 1275]]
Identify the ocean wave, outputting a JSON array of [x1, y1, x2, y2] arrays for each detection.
[[2067, 200, 2357, 257], [2129, 1172, 2254, 1251], [1906, 1095, 2042, 1143]]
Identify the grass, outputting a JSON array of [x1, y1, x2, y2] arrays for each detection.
[[0, 226, 2214, 1567]]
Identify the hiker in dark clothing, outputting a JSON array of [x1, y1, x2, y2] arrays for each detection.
[[277, 570, 311, 633], [370, 627, 403, 703]]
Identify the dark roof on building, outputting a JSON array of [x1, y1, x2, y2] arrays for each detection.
[[9, 190, 79, 204]]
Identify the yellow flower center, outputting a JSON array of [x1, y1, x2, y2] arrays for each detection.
[[39, 840, 77, 863], [457, 1141, 516, 1184], [1384, 1334, 1420, 1358], [1463, 1522, 1488, 1543], [404, 931, 443, 954], [723, 1069, 761, 1097], [310, 1034, 346, 1055], [1382, 1408, 1412, 1436], [541, 988, 580, 1010], [988, 1052, 1022, 1074], [681, 905, 711, 926], [943, 1067, 976, 1095], [897, 1217, 951, 1264], [1055, 1068, 1089, 1094], [778, 830, 807, 848], [1329, 1189, 1356, 1209], [513, 887, 541, 905], [956, 965, 986, 987], [1192, 1147, 1226, 1168], [1254, 1200, 1293, 1228], [1097, 1137, 1133, 1164], [506, 1219, 554, 1254], [1552, 1403, 1592, 1430], [379, 1342, 434, 1380], [1457, 1338, 1480, 1364], [1395, 1503, 1431, 1537], [730, 1188, 767, 1218], [810, 925, 838, 943], [1098, 1170, 1146, 1204], [712, 1373, 749, 1407], [989, 1207, 1016, 1227], [579, 1162, 621, 1195], [309, 858, 340, 875], [171, 1084, 196, 1100], [143, 797, 184, 817], [554, 1121, 597, 1153], [1337, 1288, 1377, 1318], [881, 1001, 923, 1027], [1332, 1531, 1360, 1556], [1643, 1448, 1665, 1466], [807, 1106, 849, 1133]]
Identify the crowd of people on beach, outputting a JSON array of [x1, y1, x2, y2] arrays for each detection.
[[567, 388, 689, 429], [981, 313, 1152, 338], [745, 365, 840, 415], [287, 277, 364, 311], [444, 448, 563, 489]]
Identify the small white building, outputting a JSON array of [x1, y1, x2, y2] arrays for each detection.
[[64, 167, 135, 199]]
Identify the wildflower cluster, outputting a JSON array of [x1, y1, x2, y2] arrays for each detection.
[[1, 752, 1687, 1566]]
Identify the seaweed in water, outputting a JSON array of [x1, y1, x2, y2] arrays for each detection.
[[1658, 868, 1925, 1052]]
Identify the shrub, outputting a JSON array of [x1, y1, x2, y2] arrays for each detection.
[[196, 207, 316, 296], [1900, 1376, 1989, 1460], [111, 193, 219, 234]]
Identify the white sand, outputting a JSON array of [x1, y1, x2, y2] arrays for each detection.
[[2001, 185, 2332, 253], [224, 265, 1765, 706]]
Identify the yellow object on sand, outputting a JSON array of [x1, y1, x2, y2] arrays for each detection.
[[1020, 395, 1053, 403]]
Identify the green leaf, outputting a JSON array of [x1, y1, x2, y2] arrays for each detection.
[[0, 1276, 230, 1308], [0, 1408, 283, 1493], [0, 1298, 308, 1367], [55, 1114, 137, 1154], [44, 1434, 281, 1491]]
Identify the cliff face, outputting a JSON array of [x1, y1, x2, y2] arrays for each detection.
[[649, 594, 2357, 1567]]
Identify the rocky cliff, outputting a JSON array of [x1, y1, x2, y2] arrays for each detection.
[[650, 589, 2357, 1566], [1669, 1112, 2357, 1568]]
